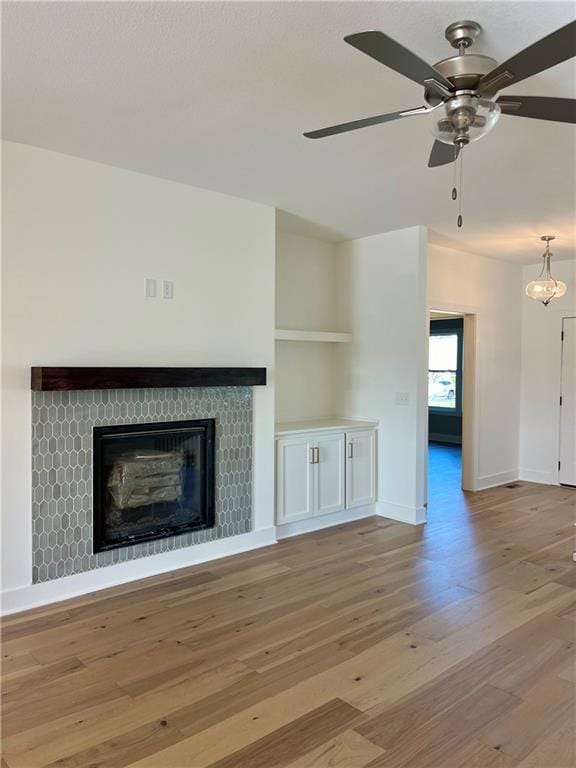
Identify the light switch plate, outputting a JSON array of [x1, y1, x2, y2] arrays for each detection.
[[144, 278, 157, 298], [162, 280, 174, 299], [395, 391, 410, 406]]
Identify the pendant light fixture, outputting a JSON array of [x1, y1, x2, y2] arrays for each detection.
[[525, 236, 567, 307]]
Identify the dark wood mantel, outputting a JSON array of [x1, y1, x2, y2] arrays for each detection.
[[31, 367, 267, 391]]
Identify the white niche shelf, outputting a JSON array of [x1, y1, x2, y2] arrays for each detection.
[[275, 329, 352, 343]]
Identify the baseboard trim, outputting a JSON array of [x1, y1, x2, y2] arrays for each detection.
[[429, 434, 462, 445], [376, 501, 427, 525], [276, 505, 375, 540], [519, 468, 557, 486], [475, 470, 519, 491], [0, 527, 278, 616]]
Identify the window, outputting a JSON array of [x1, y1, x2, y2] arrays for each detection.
[[428, 320, 463, 411]]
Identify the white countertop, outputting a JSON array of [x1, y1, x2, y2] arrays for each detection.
[[275, 417, 378, 436]]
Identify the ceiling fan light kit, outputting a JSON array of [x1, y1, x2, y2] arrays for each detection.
[[429, 96, 501, 147], [303, 19, 576, 227], [525, 236, 568, 307]]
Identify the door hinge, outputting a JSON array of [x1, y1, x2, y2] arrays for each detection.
[[558, 460, 561, 470], [560, 395, 563, 406], [561, 330, 564, 341]]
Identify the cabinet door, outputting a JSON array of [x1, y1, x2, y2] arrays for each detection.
[[276, 436, 315, 523], [315, 432, 346, 517], [346, 430, 376, 509]]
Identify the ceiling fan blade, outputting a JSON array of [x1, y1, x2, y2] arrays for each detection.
[[344, 31, 453, 90], [428, 140, 459, 168], [479, 20, 576, 93], [497, 95, 576, 124], [303, 106, 429, 139]]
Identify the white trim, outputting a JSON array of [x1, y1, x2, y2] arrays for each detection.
[[1, 527, 278, 616], [376, 500, 426, 525], [519, 468, 557, 485], [275, 329, 352, 343], [276, 504, 375, 539], [475, 470, 519, 491]]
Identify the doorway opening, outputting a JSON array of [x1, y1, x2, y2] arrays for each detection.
[[428, 312, 463, 510], [427, 309, 477, 516]]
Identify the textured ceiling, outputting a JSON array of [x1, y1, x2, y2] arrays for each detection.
[[2, 1, 575, 263]]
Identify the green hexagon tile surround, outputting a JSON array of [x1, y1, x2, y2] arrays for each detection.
[[31, 387, 252, 582]]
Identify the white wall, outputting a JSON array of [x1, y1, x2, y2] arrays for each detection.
[[519, 259, 576, 484], [1, 141, 276, 606], [427, 242, 523, 489], [276, 231, 339, 332], [336, 226, 428, 524], [275, 231, 339, 422]]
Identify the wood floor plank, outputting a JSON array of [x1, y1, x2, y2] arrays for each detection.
[[489, 636, 574, 697], [42, 719, 185, 768], [1, 477, 574, 768], [356, 644, 518, 750], [514, 714, 576, 768], [285, 730, 384, 768], [206, 698, 364, 768], [478, 675, 575, 761], [2, 679, 129, 739], [361, 683, 520, 768]]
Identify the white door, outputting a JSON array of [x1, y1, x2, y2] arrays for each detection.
[[560, 317, 576, 487], [315, 433, 346, 516], [346, 430, 376, 508], [276, 436, 315, 523]]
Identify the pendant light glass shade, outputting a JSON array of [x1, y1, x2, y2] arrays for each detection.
[[525, 237, 567, 307]]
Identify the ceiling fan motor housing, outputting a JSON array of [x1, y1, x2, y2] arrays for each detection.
[[424, 55, 499, 105]]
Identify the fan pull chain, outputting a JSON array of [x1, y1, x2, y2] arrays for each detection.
[[449, 144, 464, 227], [457, 146, 464, 228], [451, 144, 458, 201]]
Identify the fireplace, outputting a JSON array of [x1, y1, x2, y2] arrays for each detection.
[[93, 420, 215, 552]]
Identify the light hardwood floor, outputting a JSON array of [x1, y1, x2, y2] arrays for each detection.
[[2, 480, 575, 768]]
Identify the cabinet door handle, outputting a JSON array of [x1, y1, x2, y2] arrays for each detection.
[[309, 447, 315, 464], [314, 447, 320, 464], [348, 443, 353, 459]]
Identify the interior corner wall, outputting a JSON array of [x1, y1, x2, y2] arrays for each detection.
[[275, 230, 339, 422], [427, 242, 523, 489], [519, 259, 576, 484], [335, 226, 428, 524], [1, 141, 276, 608]]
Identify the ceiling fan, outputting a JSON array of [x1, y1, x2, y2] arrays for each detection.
[[303, 20, 576, 169]]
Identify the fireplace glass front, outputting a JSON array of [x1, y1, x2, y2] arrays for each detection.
[[93, 419, 215, 552]]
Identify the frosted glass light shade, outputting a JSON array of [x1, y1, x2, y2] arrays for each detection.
[[525, 246, 567, 307], [525, 278, 567, 304]]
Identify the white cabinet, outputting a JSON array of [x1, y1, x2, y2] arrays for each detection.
[[316, 432, 346, 516], [276, 422, 376, 527], [276, 435, 315, 523], [346, 430, 376, 508], [276, 431, 345, 524]]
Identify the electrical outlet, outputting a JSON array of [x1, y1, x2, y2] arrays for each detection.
[[162, 280, 174, 300], [144, 278, 157, 298]]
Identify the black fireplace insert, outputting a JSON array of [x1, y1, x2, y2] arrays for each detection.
[[93, 420, 215, 552]]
